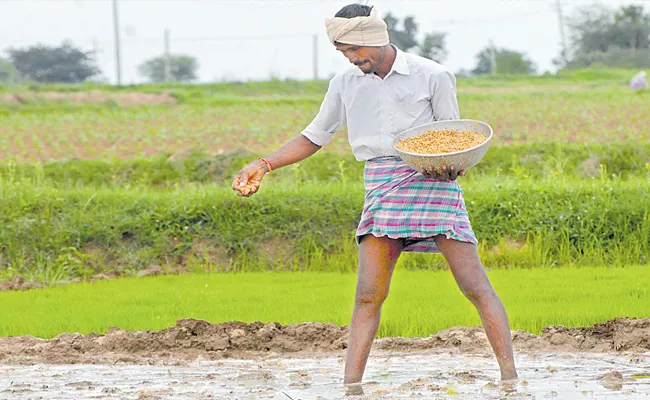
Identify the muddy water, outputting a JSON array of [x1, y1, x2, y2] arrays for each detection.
[[1, 318, 649, 398], [1, 350, 649, 399]]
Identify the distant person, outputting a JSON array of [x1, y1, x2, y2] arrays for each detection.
[[232, 3, 518, 391], [630, 71, 648, 89]]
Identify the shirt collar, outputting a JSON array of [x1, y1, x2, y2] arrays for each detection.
[[391, 46, 410, 75], [351, 44, 410, 77]]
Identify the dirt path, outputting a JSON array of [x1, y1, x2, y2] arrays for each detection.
[[1, 318, 649, 398], [0, 91, 178, 106]]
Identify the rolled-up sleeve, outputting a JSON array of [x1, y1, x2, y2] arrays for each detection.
[[430, 69, 460, 121], [301, 76, 346, 146]]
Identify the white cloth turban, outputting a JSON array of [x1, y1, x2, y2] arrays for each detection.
[[325, 7, 389, 47]]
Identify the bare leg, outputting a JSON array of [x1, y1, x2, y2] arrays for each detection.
[[434, 235, 518, 380], [343, 235, 402, 385]]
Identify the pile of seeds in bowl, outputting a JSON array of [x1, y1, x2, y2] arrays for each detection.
[[395, 129, 487, 155]]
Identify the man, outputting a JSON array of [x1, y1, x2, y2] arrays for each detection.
[[232, 3, 518, 388], [630, 70, 647, 89]]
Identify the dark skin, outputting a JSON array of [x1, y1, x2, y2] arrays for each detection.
[[233, 42, 517, 390]]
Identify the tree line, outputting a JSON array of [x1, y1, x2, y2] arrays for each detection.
[[1, 4, 648, 84]]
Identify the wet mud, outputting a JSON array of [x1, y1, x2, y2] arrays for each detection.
[[1, 351, 649, 399], [1, 318, 649, 398], [1, 317, 649, 365]]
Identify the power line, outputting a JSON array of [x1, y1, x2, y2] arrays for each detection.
[[93, 32, 317, 44], [431, 8, 555, 26], [90, 8, 556, 46], [159, 32, 316, 42]]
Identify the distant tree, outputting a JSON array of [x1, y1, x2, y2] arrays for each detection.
[[565, 4, 650, 68], [0, 58, 18, 82], [455, 68, 472, 78], [472, 47, 536, 75], [565, 47, 650, 69], [567, 6, 613, 56], [383, 13, 448, 63], [384, 12, 419, 52], [138, 55, 198, 83], [419, 32, 448, 63], [611, 5, 650, 55], [6, 41, 99, 83]]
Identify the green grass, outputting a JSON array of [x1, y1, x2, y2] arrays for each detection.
[[1, 176, 648, 283], [1, 71, 648, 340], [1, 266, 648, 339], [1, 143, 648, 188]]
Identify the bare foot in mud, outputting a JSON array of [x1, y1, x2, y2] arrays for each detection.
[[499, 377, 520, 393], [344, 382, 364, 396]]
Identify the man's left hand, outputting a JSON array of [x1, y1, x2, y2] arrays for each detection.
[[421, 164, 465, 181]]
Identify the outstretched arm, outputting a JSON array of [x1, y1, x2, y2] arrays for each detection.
[[232, 135, 321, 197], [232, 75, 345, 197]]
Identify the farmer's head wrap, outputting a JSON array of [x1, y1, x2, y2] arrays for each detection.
[[325, 6, 389, 47]]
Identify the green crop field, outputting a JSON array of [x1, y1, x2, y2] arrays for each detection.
[[1, 85, 648, 162], [1, 68, 649, 338], [1, 266, 648, 339]]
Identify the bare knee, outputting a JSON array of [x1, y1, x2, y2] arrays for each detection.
[[459, 279, 496, 305], [355, 285, 389, 308]]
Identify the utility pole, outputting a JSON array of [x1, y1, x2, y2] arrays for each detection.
[[92, 37, 100, 58], [312, 33, 319, 81], [112, 0, 122, 86], [555, 0, 568, 66], [164, 29, 171, 82], [489, 39, 497, 75]]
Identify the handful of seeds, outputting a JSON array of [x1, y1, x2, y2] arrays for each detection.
[[395, 129, 487, 155]]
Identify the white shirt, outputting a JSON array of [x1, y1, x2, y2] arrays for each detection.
[[301, 46, 460, 161]]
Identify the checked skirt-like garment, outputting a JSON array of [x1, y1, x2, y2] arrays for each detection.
[[355, 156, 478, 253]]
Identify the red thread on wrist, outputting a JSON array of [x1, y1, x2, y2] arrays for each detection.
[[258, 157, 273, 172]]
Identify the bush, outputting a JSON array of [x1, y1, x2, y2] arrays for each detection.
[[1, 177, 648, 282]]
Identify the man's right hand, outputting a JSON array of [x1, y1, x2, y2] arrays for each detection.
[[231, 160, 269, 197]]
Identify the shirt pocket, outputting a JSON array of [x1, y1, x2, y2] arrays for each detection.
[[391, 85, 430, 118]]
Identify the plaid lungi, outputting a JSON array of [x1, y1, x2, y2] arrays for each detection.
[[355, 156, 478, 253]]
